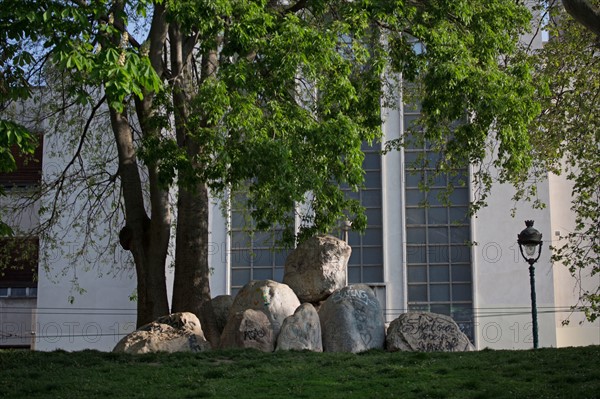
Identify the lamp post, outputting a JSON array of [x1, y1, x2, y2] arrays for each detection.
[[517, 220, 543, 349]]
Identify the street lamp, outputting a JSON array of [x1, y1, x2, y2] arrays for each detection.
[[517, 220, 543, 349]]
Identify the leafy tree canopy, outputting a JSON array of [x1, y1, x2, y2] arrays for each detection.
[[0, 0, 537, 238], [526, 0, 600, 322], [0, 0, 542, 331]]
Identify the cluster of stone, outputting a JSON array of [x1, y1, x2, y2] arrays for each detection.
[[219, 279, 300, 351], [114, 235, 473, 354]]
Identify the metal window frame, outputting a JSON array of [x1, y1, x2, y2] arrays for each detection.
[[403, 120, 474, 340]]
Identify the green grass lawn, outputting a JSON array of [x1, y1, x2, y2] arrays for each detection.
[[1, 346, 598, 398]]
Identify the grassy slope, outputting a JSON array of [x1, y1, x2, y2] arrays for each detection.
[[1, 346, 599, 398]]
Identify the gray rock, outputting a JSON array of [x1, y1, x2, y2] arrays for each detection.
[[212, 294, 234, 334], [283, 235, 351, 303], [219, 309, 274, 352], [386, 312, 475, 352], [319, 284, 385, 353], [276, 303, 323, 352], [113, 312, 211, 354], [228, 280, 300, 339]]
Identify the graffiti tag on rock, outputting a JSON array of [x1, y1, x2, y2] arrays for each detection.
[[401, 313, 461, 351], [331, 289, 378, 307], [243, 328, 266, 341]]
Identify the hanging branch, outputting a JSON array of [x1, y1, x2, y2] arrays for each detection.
[[45, 94, 107, 227]]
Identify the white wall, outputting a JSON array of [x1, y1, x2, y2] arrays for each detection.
[[34, 108, 139, 351], [208, 198, 229, 297], [470, 3, 599, 349], [35, 267, 137, 351], [548, 172, 600, 347], [381, 96, 406, 322], [473, 177, 558, 349]]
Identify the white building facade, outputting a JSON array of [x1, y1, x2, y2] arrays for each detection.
[[2, 10, 598, 351], [17, 88, 597, 351]]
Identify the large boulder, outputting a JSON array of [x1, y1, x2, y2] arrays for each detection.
[[113, 312, 211, 354], [319, 284, 385, 353], [276, 303, 322, 352], [386, 312, 475, 352], [219, 309, 274, 352], [283, 235, 351, 303], [212, 294, 234, 335], [228, 280, 300, 339]]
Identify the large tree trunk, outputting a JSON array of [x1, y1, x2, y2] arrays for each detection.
[[109, 107, 169, 327], [106, 2, 171, 328], [562, 0, 600, 36], [168, 24, 222, 346], [172, 184, 221, 346]]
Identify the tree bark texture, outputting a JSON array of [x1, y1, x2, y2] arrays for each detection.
[[171, 184, 221, 346], [168, 25, 221, 346], [562, 0, 600, 36], [172, 187, 209, 315], [109, 107, 169, 327]]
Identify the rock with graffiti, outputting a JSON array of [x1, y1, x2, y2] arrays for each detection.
[[227, 280, 300, 340], [386, 312, 474, 352], [319, 284, 386, 353], [276, 303, 323, 352], [219, 309, 274, 352]]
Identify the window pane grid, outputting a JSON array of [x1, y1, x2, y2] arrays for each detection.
[[345, 142, 384, 284], [229, 142, 385, 290], [229, 201, 290, 293], [404, 128, 473, 342]]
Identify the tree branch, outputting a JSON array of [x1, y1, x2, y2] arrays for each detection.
[[69, 0, 141, 48], [47, 95, 107, 226], [146, 2, 169, 77], [562, 0, 600, 36], [285, 0, 308, 14]]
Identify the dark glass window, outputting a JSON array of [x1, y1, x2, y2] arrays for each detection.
[[403, 106, 474, 342], [0, 135, 43, 187], [345, 142, 384, 284], [0, 237, 39, 289], [229, 197, 289, 297]]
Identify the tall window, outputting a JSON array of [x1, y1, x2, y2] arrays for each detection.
[[229, 142, 385, 294], [0, 135, 43, 187], [403, 106, 474, 341], [229, 196, 290, 296], [0, 137, 42, 299], [346, 142, 384, 284], [0, 237, 39, 297]]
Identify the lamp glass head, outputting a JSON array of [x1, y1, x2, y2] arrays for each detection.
[[523, 243, 538, 258], [518, 220, 543, 260]]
